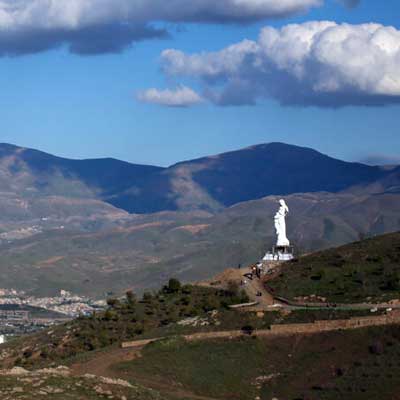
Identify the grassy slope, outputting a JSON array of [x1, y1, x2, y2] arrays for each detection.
[[268, 232, 400, 303], [2, 311, 399, 400], [0, 273, 399, 399], [0, 278, 380, 371], [115, 325, 400, 400], [0, 283, 249, 369]]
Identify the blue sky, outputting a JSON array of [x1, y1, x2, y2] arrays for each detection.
[[0, 0, 399, 166]]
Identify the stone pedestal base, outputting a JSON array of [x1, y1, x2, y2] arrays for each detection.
[[262, 245, 295, 262], [255, 246, 295, 276]]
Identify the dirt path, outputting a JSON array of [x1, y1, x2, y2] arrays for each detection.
[[242, 268, 400, 312], [71, 347, 140, 377], [199, 266, 275, 308], [245, 274, 275, 307], [71, 347, 219, 400]]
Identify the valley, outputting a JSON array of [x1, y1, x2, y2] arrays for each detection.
[[0, 191, 399, 297], [0, 142, 399, 297]]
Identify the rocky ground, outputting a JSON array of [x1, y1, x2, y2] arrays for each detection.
[[0, 366, 164, 400]]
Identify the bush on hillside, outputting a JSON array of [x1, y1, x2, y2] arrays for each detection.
[[166, 278, 182, 293]]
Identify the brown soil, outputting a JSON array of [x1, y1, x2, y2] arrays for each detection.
[[71, 347, 219, 400], [172, 224, 210, 234], [199, 266, 275, 307], [36, 256, 65, 267], [71, 347, 139, 377]]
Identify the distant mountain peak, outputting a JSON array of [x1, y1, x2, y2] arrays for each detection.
[[0, 141, 396, 214]]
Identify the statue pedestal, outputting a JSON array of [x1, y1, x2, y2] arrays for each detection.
[[256, 246, 295, 277], [262, 245, 295, 262]]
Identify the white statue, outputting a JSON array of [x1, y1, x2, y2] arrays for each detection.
[[274, 199, 290, 247]]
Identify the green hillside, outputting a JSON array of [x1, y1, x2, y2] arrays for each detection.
[[115, 325, 400, 400], [0, 282, 249, 369], [268, 232, 400, 303], [0, 235, 399, 400], [2, 323, 400, 400]]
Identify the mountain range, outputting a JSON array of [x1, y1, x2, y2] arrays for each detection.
[[0, 142, 399, 297], [1, 141, 399, 216]]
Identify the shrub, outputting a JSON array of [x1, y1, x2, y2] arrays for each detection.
[[182, 285, 192, 295], [167, 278, 182, 293], [104, 309, 118, 321], [126, 290, 137, 307], [202, 296, 219, 312], [241, 325, 254, 335], [227, 280, 239, 297], [142, 291, 154, 303], [369, 341, 384, 355], [106, 298, 120, 309]]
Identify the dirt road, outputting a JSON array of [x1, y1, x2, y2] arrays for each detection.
[[71, 346, 219, 400]]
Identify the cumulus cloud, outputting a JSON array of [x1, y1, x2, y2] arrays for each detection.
[[157, 21, 400, 107], [137, 86, 203, 107], [0, 0, 321, 56]]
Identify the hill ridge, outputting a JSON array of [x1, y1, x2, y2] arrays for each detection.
[[0, 140, 395, 215]]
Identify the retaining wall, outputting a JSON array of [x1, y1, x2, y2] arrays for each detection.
[[266, 313, 400, 336], [121, 312, 400, 348]]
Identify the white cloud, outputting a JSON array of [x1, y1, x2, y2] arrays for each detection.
[[0, 0, 321, 55], [158, 21, 400, 107], [137, 86, 203, 107]]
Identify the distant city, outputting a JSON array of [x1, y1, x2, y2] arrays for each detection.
[[0, 288, 106, 340]]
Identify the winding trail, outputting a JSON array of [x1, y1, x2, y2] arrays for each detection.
[[230, 266, 400, 313], [71, 347, 220, 400]]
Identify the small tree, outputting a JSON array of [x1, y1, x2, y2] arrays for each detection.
[[104, 309, 118, 321], [182, 285, 192, 295], [227, 280, 239, 297], [239, 289, 250, 303], [106, 297, 120, 309], [202, 296, 220, 312], [241, 325, 254, 335], [142, 291, 153, 303], [168, 278, 182, 293], [126, 290, 137, 307]]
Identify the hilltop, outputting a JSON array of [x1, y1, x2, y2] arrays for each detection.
[[0, 142, 398, 217], [268, 231, 400, 303]]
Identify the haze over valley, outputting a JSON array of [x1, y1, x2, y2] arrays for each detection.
[[0, 142, 398, 297]]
